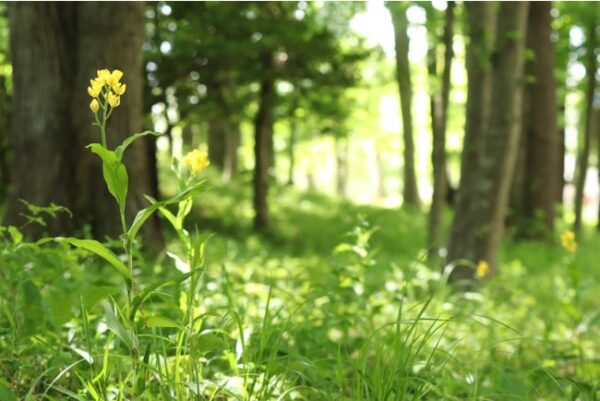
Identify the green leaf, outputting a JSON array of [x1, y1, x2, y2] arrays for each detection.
[[52, 237, 130, 279], [127, 180, 205, 239], [105, 304, 136, 350], [88, 143, 128, 215], [0, 381, 17, 401], [115, 131, 161, 159], [7, 226, 22, 245], [145, 315, 180, 328]]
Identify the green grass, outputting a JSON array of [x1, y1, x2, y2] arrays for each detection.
[[2, 173, 600, 400]]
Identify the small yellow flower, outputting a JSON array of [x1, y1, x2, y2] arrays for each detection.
[[476, 260, 490, 279], [182, 149, 210, 173], [107, 91, 120, 108], [96, 69, 111, 83], [113, 82, 126, 96], [90, 99, 100, 113], [87, 80, 103, 98], [560, 230, 577, 254], [107, 69, 123, 88]]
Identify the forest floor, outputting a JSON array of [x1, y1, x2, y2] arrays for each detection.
[[3, 174, 600, 399]]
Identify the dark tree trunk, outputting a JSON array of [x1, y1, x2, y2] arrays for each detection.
[[428, 1, 455, 256], [223, 121, 240, 181], [446, 2, 497, 277], [5, 2, 163, 248], [253, 54, 275, 231], [208, 117, 227, 171], [574, 9, 598, 233], [519, 1, 559, 238], [466, 2, 529, 274], [388, 2, 420, 207], [0, 75, 10, 201], [5, 3, 78, 236]]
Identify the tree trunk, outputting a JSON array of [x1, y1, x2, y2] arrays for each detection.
[[519, 1, 559, 238], [208, 117, 227, 171], [467, 2, 529, 274], [388, 2, 420, 207], [253, 54, 275, 231], [574, 9, 598, 233], [5, 2, 163, 248], [0, 75, 10, 201], [446, 2, 497, 277], [375, 144, 387, 200], [335, 135, 348, 197], [5, 3, 78, 236], [287, 119, 297, 186], [428, 2, 455, 256], [223, 121, 240, 181]]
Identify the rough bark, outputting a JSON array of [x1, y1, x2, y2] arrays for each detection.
[[519, 1, 559, 237], [469, 2, 529, 273], [428, 2, 455, 256], [253, 53, 275, 231], [574, 11, 598, 233], [6, 2, 163, 247], [388, 2, 420, 206], [446, 3, 497, 276]]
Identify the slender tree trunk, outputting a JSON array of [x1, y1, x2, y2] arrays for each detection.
[[574, 9, 598, 233], [208, 117, 227, 171], [0, 75, 10, 201], [6, 3, 163, 248], [519, 1, 559, 238], [446, 3, 497, 277], [388, 2, 420, 206], [287, 119, 297, 186], [223, 121, 240, 181], [428, 1, 455, 256], [253, 54, 275, 231], [375, 144, 387, 200], [335, 135, 348, 197]]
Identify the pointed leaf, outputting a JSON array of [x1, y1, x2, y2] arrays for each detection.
[[115, 131, 160, 159], [53, 237, 130, 279]]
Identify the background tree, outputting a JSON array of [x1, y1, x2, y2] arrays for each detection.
[[387, 2, 420, 207], [5, 2, 162, 247]]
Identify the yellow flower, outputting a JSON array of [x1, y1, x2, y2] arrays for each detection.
[[476, 260, 490, 279], [87, 80, 103, 98], [107, 91, 120, 108], [107, 69, 123, 88], [560, 230, 577, 254], [182, 149, 210, 173], [113, 83, 126, 96], [90, 99, 99, 113], [96, 69, 111, 84]]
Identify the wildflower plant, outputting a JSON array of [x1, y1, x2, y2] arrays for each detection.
[[40, 69, 211, 397]]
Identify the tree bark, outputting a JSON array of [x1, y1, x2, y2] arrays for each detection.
[[388, 2, 420, 207], [519, 1, 559, 238], [5, 2, 163, 248], [335, 135, 348, 197], [574, 8, 598, 233], [253, 53, 275, 231], [428, 2, 455, 256], [446, 3, 497, 277], [0, 75, 10, 201], [468, 2, 529, 273]]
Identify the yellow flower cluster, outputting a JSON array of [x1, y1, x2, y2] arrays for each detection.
[[88, 69, 127, 112], [560, 230, 577, 254], [476, 260, 490, 279], [182, 149, 210, 174]]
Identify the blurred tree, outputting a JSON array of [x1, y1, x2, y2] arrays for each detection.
[[574, 3, 598, 233], [448, 2, 529, 280], [513, 1, 559, 238], [5, 3, 162, 247], [447, 2, 496, 279], [425, 1, 455, 256], [387, 2, 420, 207], [0, 3, 9, 202]]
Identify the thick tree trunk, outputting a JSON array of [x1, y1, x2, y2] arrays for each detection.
[[6, 3, 163, 248], [5, 3, 78, 236], [446, 3, 497, 276], [253, 54, 275, 231], [388, 3, 420, 207], [467, 2, 529, 273], [428, 2, 455, 256], [574, 10, 598, 233], [519, 1, 559, 238]]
